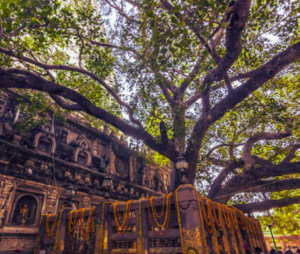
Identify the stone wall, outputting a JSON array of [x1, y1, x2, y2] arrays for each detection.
[[0, 90, 170, 253]]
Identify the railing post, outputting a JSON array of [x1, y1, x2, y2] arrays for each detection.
[[136, 199, 149, 254], [175, 184, 205, 254], [60, 208, 72, 254], [34, 216, 46, 254], [95, 201, 112, 254], [54, 208, 72, 254]]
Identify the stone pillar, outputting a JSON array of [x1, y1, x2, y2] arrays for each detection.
[[56, 208, 72, 254], [0, 178, 15, 227], [46, 188, 59, 214], [175, 184, 204, 254]]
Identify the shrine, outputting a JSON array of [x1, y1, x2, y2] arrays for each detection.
[[0, 90, 170, 253], [34, 184, 267, 254]]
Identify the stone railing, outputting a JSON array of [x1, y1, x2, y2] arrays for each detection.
[[34, 184, 267, 254]]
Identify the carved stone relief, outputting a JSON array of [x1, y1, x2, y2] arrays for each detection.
[[114, 156, 128, 178], [33, 125, 56, 154]]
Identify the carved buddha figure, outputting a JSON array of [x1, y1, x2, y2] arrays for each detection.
[[20, 202, 28, 226], [12, 195, 37, 226]]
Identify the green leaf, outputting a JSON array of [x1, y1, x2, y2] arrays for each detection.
[[221, 21, 231, 28]]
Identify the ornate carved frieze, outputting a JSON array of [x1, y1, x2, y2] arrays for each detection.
[[0, 226, 39, 235]]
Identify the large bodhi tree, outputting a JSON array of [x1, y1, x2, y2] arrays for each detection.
[[0, 0, 299, 213]]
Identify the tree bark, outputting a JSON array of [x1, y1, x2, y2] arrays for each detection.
[[234, 196, 300, 213]]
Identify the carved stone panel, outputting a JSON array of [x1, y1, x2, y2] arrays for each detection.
[[114, 156, 128, 178]]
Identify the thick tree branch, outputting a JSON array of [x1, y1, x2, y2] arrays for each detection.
[[49, 94, 83, 111], [215, 161, 300, 203], [281, 144, 300, 164], [242, 179, 300, 193], [234, 196, 300, 213], [209, 41, 300, 124], [252, 155, 275, 167], [183, 0, 251, 109], [187, 41, 300, 184], [207, 154, 275, 199], [203, 0, 251, 84], [230, 69, 261, 82], [0, 68, 180, 161], [159, 120, 169, 145], [0, 47, 143, 128], [207, 158, 244, 199], [242, 128, 292, 169]]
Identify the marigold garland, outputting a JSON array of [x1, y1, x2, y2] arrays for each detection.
[[199, 196, 213, 233], [147, 193, 172, 236], [36, 185, 267, 254], [175, 186, 184, 252], [117, 201, 133, 234], [114, 201, 128, 230], [221, 213, 231, 254], [44, 213, 58, 239], [150, 195, 166, 219], [114, 200, 133, 234], [210, 200, 223, 231], [222, 206, 232, 228], [148, 193, 172, 228], [229, 208, 240, 234], [80, 207, 95, 239], [67, 209, 79, 238], [229, 217, 239, 254], [53, 210, 63, 254]]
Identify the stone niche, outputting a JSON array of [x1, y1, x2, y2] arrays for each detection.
[[0, 185, 45, 254], [114, 155, 128, 179]]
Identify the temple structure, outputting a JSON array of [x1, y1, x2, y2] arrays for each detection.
[[0, 89, 170, 253]]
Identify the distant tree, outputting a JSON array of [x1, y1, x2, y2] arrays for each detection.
[[258, 191, 300, 236], [0, 0, 299, 213]]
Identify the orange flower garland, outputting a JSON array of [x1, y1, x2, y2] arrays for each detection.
[[210, 200, 223, 231], [114, 200, 133, 234], [68, 209, 79, 238], [44, 214, 58, 239], [199, 197, 213, 233], [80, 207, 95, 239], [147, 193, 172, 236], [150, 195, 166, 218], [222, 206, 232, 228]]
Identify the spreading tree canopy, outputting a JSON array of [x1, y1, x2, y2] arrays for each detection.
[[0, 0, 300, 213]]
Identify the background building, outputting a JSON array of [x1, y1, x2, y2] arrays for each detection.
[[0, 90, 170, 253]]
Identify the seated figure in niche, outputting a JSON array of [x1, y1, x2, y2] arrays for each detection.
[[12, 195, 37, 226], [20, 203, 29, 226]]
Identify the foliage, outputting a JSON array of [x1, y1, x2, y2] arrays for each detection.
[[0, 0, 300, 218], [258, 190, 300, 236]]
